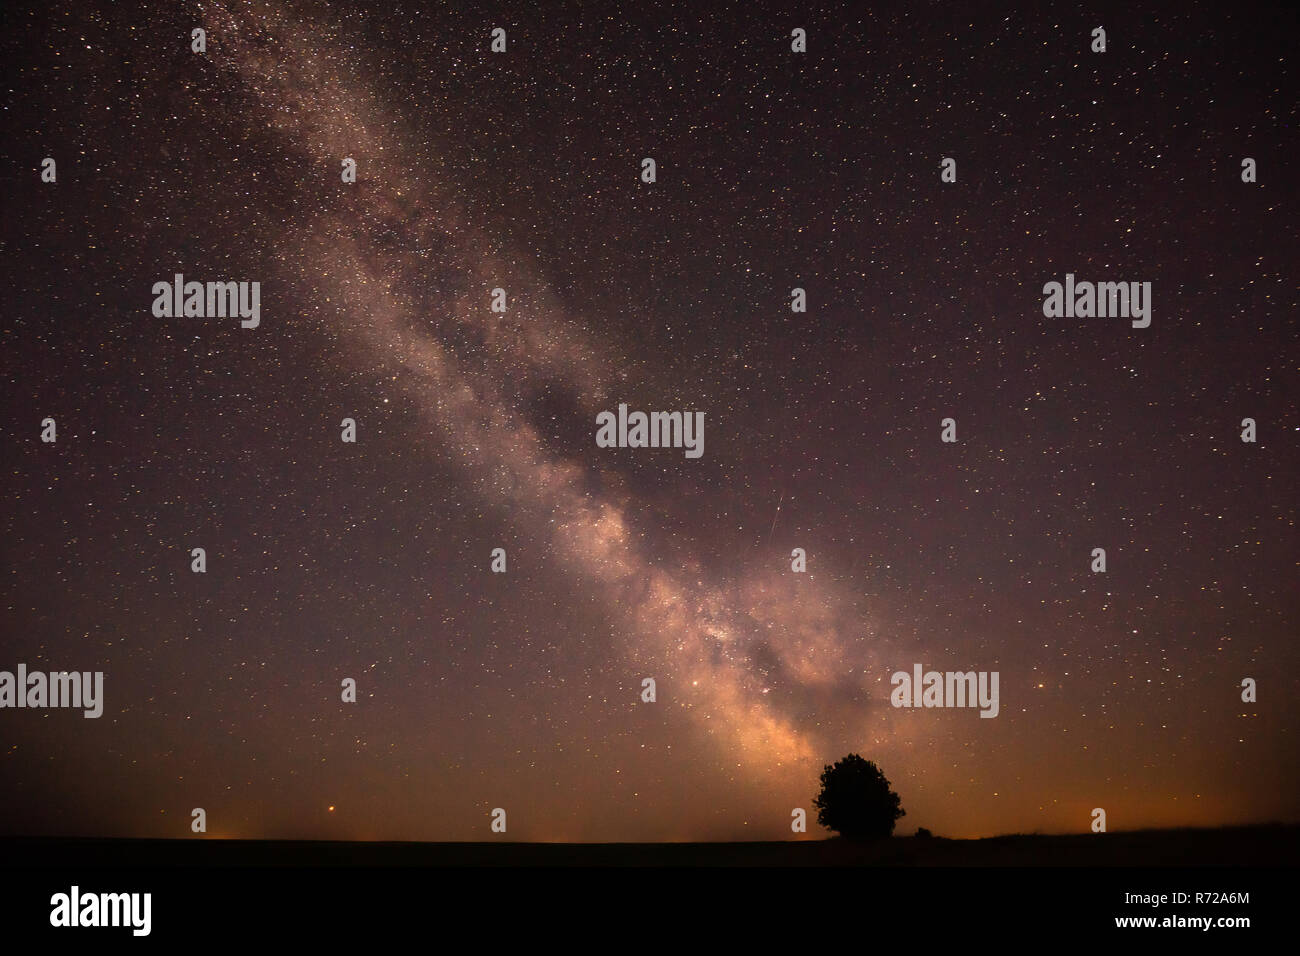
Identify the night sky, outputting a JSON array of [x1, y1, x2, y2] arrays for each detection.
[[2, 0, 1296, 843]]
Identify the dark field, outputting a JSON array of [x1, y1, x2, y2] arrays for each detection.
[[5, 824, 1296, 867]]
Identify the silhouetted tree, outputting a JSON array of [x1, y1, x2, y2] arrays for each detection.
[[813, 754, 905, 839]]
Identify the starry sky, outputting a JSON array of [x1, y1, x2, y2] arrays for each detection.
[[2, 0, 1296, 842]]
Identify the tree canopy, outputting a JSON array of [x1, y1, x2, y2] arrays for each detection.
[[813, 754, 905, 839]]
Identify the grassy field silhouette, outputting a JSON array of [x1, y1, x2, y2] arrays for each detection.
[[8, 823, 1295, 867]]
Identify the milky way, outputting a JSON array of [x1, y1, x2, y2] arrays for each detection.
[[198, 0, 890, 774]]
